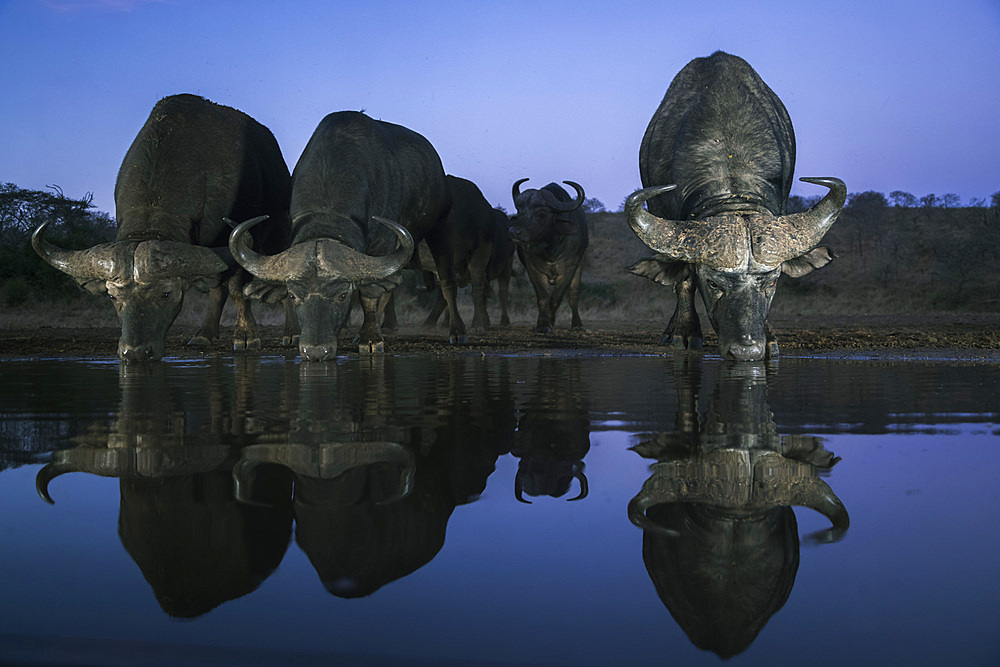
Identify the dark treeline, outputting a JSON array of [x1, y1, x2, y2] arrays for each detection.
[[2, 180, 999, 314], [0, 182, 114, 306]]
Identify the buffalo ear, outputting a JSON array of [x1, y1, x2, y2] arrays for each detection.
[[78, 278, 108, 296], [190, 275, 223, 293], [781, 246, 837, 278], [627, 255, 690, 286], [244, 279, 288, 304]]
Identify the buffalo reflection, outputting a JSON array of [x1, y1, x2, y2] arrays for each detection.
[[511, 358, 591, 503], [628, 358, 849, 658], [232, 357, 515, 598], [35, 361, 293, 618], [33, 356, 516, 611]]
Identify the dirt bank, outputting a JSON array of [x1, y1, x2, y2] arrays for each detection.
[[2, 312, 999, 360]]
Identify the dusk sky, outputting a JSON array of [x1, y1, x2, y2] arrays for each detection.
[[1, 0, 998, 216]]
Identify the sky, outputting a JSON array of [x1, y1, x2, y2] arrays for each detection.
[[1, 0, 998, 217]]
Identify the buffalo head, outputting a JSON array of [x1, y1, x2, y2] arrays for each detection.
[[228, 215, 414, 361], [32, 220, 232, 361], [626, 178, 845, 361], [508, 178, 586, 244]]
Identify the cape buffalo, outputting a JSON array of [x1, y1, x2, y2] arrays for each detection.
[[629, 359, 848, 656], [229, 111, 466, 360], [418, 175, 516, 331], [626, 52, 846, 360], [509, 179, 588, 333], [32, 94, 292, 361]]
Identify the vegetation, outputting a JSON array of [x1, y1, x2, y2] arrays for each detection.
[[2, 180, 999, 330]]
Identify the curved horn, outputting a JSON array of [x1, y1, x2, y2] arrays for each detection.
[[512, 178, 530, 203], [625, 185, 753, 269], [228, 216, 291, 282], [567, 467, 589, 501], [514, 472, 532, 504], [752, 177, 847, 266], [35, 462, 74, 504], [626, 492, 680, 536], [794, 478, 851, 544], [358, 216, 415, 282], [548, 180, 586, 213], [31, 220, 116, 281]]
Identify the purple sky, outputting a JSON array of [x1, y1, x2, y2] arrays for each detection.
[[1, 0, 998, 216]]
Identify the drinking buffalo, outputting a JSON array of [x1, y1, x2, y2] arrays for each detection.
[[419, 175, 516, 331], [626, 52, 846, 360], [32, 94, 292, 361], [509, 179, 587, 333], [229, 111, 466, 360]]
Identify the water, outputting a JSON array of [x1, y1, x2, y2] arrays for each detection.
[[0, 352, 998, 665]]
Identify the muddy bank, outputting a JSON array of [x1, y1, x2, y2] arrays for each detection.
[[2, 312, 999, 360]]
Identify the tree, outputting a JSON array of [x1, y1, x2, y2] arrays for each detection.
[[847, 191, 888, 209], [582, 197, 606, 214], [990, 191, 1000, 208], [919, 193, 940, 208], [889, 191, 918, 207], [941, 193, 961, 209]]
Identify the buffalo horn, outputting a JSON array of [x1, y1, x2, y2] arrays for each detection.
[[229, 215, 414, 284], [549, 180, 586, 212], [32, 220, 117, 282], [792, 476, 850, 544], [35, 462, 74, 504], [511, 177, 530, 203], [751, 177, 847, 266], [568, 467, 589, 501]]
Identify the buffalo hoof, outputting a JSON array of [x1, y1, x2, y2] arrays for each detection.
[[449, 334, 468, 345], [187, 335, 213, 347], [281, 334, 300, 347], [766, 340, 780, 358], [234, 337, 261, 352], [535, 325, 553, 334], [359, 340, 385, 355]]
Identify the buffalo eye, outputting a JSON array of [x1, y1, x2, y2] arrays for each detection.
[[161, 291, 172, 301], [336, 290, 350, 303], [707, 280, 723, 294]]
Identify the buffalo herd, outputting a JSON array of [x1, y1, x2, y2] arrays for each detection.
[[33, 51, 845, 362]]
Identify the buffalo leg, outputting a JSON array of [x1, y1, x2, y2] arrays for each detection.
[[567, 261, 584, 330], [188, 283, 227, 347], [358, 293, 385, 354], [281, 296, 300, 347], [422, 292, 447, 329], [663, 273, 702, 349], [497, 263, 512, 327], [229, 272, 261, 351], [425, 229, 467, 344], [469, 248, 491, 332], [382, 293, 399, 332], [765, 322, 780, 358]]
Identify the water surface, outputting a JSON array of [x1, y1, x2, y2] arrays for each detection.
[[1, 353, 998, 665]]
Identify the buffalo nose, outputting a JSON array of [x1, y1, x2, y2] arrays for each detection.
[[300, 343, 335, 362], [119, 344, 159, 362], [726, 337, 765, 362]]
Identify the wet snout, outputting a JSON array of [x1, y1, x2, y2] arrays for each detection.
[[299, 342, 337, 362], [723, 335, 766, 362], [118, 341, 163, 362]]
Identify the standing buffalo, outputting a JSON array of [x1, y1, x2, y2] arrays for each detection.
[[229, 111, 466, 361], [32, 94, 292, 361], [419, 175, 516, 331], [626, 52, 846, 360], [509, 179, 588, 333]]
